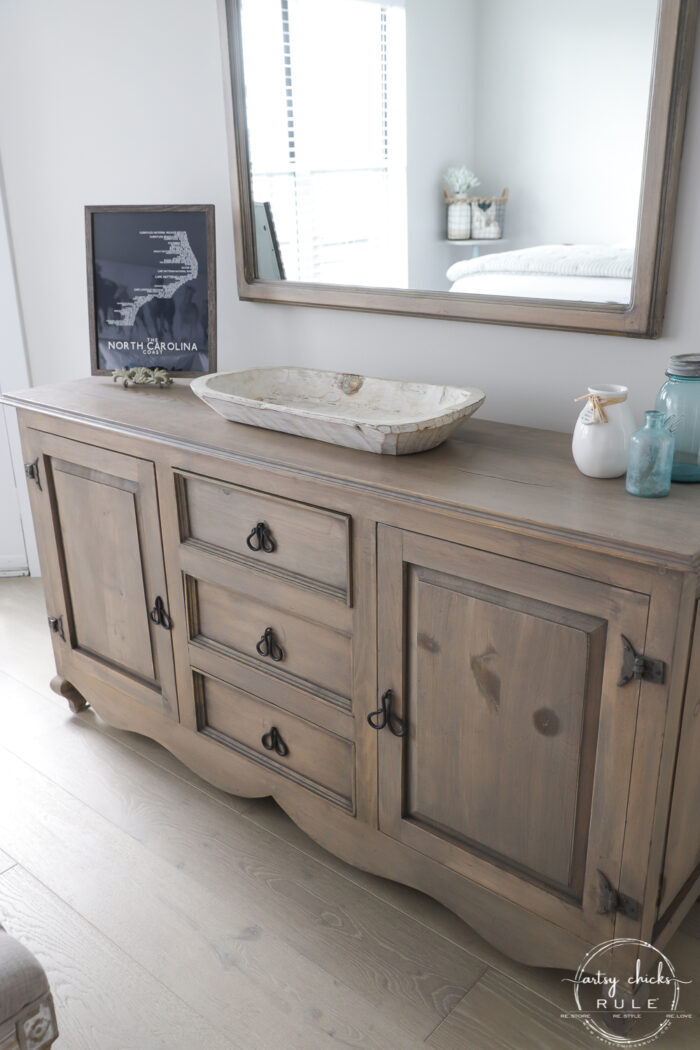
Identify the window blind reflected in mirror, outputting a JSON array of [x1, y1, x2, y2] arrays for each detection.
[[241, 0, 408, 287]]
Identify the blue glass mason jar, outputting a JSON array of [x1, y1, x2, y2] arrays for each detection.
[[626, 411, 674, 498], [655, 354, 700, 482]]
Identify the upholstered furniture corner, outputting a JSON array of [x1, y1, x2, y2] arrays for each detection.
[[0, 925, 58, 1050]]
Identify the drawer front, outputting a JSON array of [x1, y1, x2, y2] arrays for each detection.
[[187, 575, 352, 709], [177, 472, 351, 603], [195, 672, 355, 812]]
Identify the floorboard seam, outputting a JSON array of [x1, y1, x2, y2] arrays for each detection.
[[0, 683, 573, 1018], [0, 647, 563, 1004], [3, 709, 576, 1015], [422, 984, 473, 1046], [0, 736, 488, 1046], [0, 863, 241, 1049]]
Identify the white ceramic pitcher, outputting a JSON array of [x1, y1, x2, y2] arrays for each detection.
[[572, 385, 636, 478]]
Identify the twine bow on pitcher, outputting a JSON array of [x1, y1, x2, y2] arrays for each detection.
[[574, 392, 626, 424]]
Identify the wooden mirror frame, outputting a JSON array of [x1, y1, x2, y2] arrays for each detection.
[[219, 0, 697, 338]]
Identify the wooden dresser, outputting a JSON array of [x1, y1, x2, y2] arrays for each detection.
[[5, 378, 700, 970]]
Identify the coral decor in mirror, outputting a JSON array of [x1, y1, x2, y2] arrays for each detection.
[[219, 0, 697, 337]]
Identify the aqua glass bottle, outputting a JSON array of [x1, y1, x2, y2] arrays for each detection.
[[626, 411, 675, 498], [655, 354, 700, 482]]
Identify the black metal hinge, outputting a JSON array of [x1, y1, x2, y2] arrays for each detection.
[[24, 459, 41, 490], [597, 869, 641, 920], [47, 615, 65, 642], [618, 635, 666, 687]]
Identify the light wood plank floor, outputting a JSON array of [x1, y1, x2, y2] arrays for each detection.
[[0, 577, 698, 1049]]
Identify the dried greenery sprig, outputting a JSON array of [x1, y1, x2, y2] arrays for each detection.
[[443, 167, 480, 197]]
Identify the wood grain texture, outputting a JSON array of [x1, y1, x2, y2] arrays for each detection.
[[405, 565, 601, 888], [616, 571, 698, 945], [2, 580, 698, 1049], [10, 401, 677, 603], [0, 578, 63, 703], [51, 463, 155, 680], [377, 526, 654, 945], [680, 902, 700, 944], [5, 388, 700, 977], [0, 669, 68, 747], [5, 384, 700, 570], [234, 795, 583, 1011], [0, 847, 15, 875], [179, 469, 351, 601], [191, 575, 353, 705], [683, 902, 700, 941], [19, 427, 179, 718], [185, 640, 354, 738], [0, 865, 239, 1050], [427, 969, 600, 1050], [196, 671, 356, 811], [62, 672, 598, 967], [0, 720, 482, 1044], [0, 747, 442, 1049], [50, 675, 88, 713], [659, 601, 700, 913]]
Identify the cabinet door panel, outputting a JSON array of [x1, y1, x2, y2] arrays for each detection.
[[52, 463, 155, 680], [377, 526, 649, 942], [408, 568, 605, 890], [23, 429, 178, 718]]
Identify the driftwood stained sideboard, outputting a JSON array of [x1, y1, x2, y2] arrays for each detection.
[[5, 378, 700, 970]]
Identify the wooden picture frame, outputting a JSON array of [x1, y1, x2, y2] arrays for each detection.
[[86, 204, 217, 376]]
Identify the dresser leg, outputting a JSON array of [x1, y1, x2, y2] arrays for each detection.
[[50, 676, 89, 714]]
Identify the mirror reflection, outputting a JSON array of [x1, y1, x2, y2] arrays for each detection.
[[239, 0, 658, 304]]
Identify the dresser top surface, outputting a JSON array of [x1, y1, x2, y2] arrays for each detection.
[[6, 377, 700, 569]]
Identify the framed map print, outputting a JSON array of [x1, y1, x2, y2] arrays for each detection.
[[86, 205, 216, 376]]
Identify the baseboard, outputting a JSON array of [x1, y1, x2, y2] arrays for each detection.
[[0, 555, 29, 576]]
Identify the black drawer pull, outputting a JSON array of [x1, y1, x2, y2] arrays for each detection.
[[256, 626, 284, 662], [149, 596, 172, 630], [262, 726, 289, 757], [246, 522, 276, 553], [368, 689, 406, 737]]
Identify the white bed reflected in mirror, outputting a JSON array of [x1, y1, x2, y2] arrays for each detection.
[[221, 0, 697, 336]]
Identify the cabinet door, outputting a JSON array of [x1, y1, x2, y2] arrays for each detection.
[[23, 429, 178, 719], [377, 526, 650, 943]]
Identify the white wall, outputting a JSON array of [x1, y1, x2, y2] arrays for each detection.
[[474, 0, 658, 249], [0, 0, 698, 436], [406, 0, 477, 290], [0, 166, 38, 575], [0, 415, 26, 573]]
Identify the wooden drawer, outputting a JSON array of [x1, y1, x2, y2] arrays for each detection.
[[176, 471, 351, 603], [186, 574, 352, 710], [195, 672, 355, 812]]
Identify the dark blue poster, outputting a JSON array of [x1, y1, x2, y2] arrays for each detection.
[[87, 206, 216, 375]]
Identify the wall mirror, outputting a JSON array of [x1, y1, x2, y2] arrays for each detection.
[[220, 0, 697, 337]]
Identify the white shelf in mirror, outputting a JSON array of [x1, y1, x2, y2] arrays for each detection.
[[445, 238, 509, 259]]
